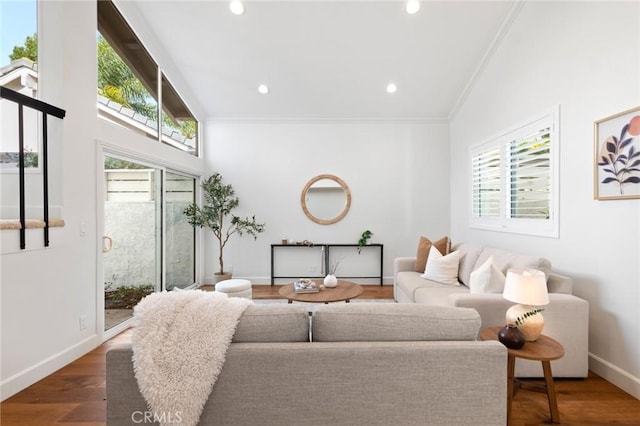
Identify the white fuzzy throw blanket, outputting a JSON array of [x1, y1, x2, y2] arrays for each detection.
[[132, 290, 251, 426]]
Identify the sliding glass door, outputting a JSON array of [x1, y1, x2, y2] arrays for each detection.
[[103, 156, 160, 331], [165, 172, 195, 290], [102, 155, 196, 331]]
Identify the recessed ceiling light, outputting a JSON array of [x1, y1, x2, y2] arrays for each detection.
[[406, 0, 420, 15], [258, 84, 269, 94], [386, 83, 397, 94], [230, 0, 244, 15]]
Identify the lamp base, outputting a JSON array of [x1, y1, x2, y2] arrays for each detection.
[[506, 304, 544, 341]]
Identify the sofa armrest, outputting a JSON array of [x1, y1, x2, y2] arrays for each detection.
[[448, 293, 587, 329], [547, 272, 573, 294], [447, 294, 510, 329], [106, 345, 148, 425], [449, 292, 589, 378], [394, 257, 417, 280]]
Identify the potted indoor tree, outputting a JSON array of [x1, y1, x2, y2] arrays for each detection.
[[184, 173, 266, 284]]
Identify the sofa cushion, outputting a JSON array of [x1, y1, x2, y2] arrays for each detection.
[[312, 303, 480, 342], [233, 304, 310, 342], [452, 242, 484, 286], [469, 256, 506, 294], [414, 236, 450, 272], [421, 247, 460, 286], [414, 285, 470, 306], [396, 270, 447, 300], [474, 247, 552, 280]]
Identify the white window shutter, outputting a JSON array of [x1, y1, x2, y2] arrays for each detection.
[[472, 147, 502, 218], [507, 128, 551, 219], [469, 106, 559, 237]]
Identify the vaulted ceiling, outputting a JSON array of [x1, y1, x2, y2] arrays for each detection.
[[131, 1, 519, 120]]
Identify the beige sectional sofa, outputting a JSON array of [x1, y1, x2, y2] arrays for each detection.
[[394, 241, 589, 378], [107, 303, 507, 425]]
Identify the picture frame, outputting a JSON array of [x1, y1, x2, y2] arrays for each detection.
[[594, 106, 640, 200]]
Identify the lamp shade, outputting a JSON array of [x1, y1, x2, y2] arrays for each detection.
[[502, 268, 549, 306]]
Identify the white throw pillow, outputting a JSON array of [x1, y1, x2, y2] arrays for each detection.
[[469, 256, 506, 294], [421, 246, 460, 286]]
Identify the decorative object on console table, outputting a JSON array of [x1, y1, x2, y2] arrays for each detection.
[[183, 173, 266, 284], [594, 105, 640, 200], [503, 268, 549, 341], [357, 229, 373, 254]]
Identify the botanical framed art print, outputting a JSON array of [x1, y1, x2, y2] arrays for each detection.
[[594, 106, 640, 200]]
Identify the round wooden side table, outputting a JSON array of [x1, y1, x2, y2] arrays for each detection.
[[480, 326, 565, 425]]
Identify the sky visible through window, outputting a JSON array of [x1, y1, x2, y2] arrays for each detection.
[[0, 0, 37, 66]]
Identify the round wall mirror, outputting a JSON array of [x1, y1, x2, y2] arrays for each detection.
[[301, 174, 351, 225]]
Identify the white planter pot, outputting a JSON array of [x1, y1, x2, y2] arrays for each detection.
[[211, 272, 232, 285]]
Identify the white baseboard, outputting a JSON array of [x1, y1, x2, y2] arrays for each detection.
[[0, 334, 99, 401], [589, 352, 640, 399]]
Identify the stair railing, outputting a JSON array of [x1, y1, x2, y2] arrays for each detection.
[[0, 86, 66, 249]]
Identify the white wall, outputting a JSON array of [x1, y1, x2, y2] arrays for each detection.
[[204, 120, 451, 283], [0, 1, 205, 400], [3, 0, 638, 403], [0, 1, 98, 401], [450, 1, 640, 397]]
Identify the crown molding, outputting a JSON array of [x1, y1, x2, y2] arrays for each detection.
[[205, 115, 449, 125], [448, 0, 526, 120]]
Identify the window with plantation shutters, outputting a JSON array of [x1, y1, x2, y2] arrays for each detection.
[[470, 107, 559, 237], [508, 127, 551, 219], [472, 147, 501, 218]]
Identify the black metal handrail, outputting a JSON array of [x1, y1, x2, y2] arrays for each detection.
[[0, 86, 66, 249]]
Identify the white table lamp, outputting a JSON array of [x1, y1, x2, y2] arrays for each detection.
[[503, 268, 549, 341]]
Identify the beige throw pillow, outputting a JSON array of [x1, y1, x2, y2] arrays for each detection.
[[414, 236, 450, 273], [421, 246, 460, 286]]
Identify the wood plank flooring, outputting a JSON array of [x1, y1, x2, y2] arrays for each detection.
[[2, 285, 639, 425]]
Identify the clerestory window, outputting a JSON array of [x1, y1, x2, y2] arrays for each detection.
[[97, 0, 198, 155], [470, 106, 559, 237]]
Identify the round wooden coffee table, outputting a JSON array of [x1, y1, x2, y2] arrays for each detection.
[[278, 280, 363, 304], [480, 326, 565, 425]]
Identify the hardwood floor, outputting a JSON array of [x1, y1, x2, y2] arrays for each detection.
[[1, 285, 638, 425]]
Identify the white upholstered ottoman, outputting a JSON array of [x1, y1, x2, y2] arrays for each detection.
[[215, 279, 252, 299]]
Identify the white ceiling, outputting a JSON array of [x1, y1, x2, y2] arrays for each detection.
[[132, 1, 518, 120]]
